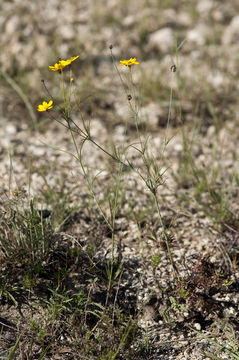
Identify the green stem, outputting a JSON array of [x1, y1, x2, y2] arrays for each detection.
[[61, 70, 67, 116], [164, 77, 174, 151], [89, 136, 130, 168], [154, 193, 179, 281], [67, 122, 113, 231]]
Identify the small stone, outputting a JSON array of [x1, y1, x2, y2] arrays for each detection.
[[194, 323, 201, 331], [59, 25, 75, 40], [207, 72, 224, 89], [6, 124, 17, 135], [207, 125, 216, 137], [222, 15, 239, 45], [147, 27, 174, 53], [186, 24, 210, 46], [196, 0, 213, 16], [174, 143, 183, 152], [140, 103, 162, 128], [223, 307, 237, 318], [123, 15, 136, 27], [5, 15, 19, 35]]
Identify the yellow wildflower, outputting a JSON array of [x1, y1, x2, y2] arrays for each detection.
[[59, 56, 79, 66], [49, 62, 65, 72], [13, 189, 19, 196], [37, 100, 53, 112], [59, 59, 71, 67], [49, 56, 79, 72], [120, 57, 139, 67], [70, 76, 74, 82]]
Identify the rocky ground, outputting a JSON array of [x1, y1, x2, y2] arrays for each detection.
[[0, 0, 239, 359]]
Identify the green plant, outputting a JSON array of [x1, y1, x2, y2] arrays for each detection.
[[162, 296, 188, 325], [37, 172, 78, 232], [0, 194, 53, 267]]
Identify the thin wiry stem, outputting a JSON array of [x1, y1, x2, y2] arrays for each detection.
[[154, 194, 179, 280], [61, 70, 67, 116]]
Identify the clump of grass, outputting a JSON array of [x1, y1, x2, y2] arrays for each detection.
[[0, 191, 53, 268], [37, 172, 78, 232], [0, 190, 55, 306]]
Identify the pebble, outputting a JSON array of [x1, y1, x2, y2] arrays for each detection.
[[147, 27, 174, 53], [196, 0, 214, 16], [223, 306, 237, 318], [186, 23, 211, 46], [6, 124, 17, 135], [5, 15, 19, 35], [194, 323, 201, 331], [222, 15, 239, 45], [140, 103, 162, 128], [206, 72, 224, 88]]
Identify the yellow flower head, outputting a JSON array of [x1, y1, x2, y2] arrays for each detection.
[[49, 62, 65, 72], [120, 57, 140, 67], [37, 100, 53, 112], [59, 60, 71, 67], [59, 56, 79, 66], [49, 56, 79, 72]]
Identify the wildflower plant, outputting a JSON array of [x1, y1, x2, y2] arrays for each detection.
[[112, 49, 179, 279], [38, 49, 178, 285]]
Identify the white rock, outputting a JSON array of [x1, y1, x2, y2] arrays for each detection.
[[174, 143, 183, 152], [207, 125, 216, 137], [123, 15, 136, 27], [147, 28, 174, 53], [223, 306, 237, 318], [6, 124, 17, 135], [140, 103, 162, 128], [194, 323, 201, 331], [222, 15, 239, 45], [212, 9, 224, 23], [28, 144, 46, 157], [186, 23, 210, 46], [115, 102, 130, 119], [177, 12, 192, 27], [196, 0, 213, 16], [207, 72, 224, 89], [5, 15, 19, 35], [59, 25, 75, 40]]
